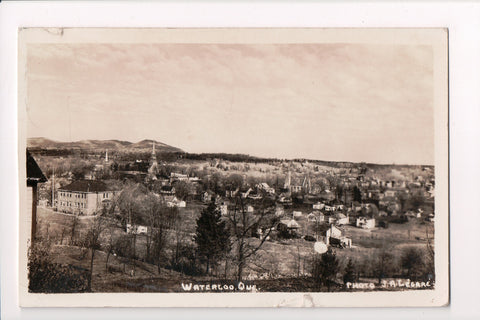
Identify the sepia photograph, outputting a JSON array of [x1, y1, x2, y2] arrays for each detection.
[[18, 28, 449, 307]]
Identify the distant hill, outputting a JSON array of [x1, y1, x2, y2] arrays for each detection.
[[27, 137, 183, 153], [129, 139, 177, 150]]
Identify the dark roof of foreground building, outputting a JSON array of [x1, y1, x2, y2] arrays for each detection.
[[59, 180, 110, 192], [27, 150, 47, 185]]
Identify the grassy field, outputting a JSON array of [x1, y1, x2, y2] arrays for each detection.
[[33, 205, 434, 292]]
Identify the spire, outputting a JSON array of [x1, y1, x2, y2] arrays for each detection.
[[151, 141, 157, 161], [148, 140, 158, 175], [51, 167, 55, 208]]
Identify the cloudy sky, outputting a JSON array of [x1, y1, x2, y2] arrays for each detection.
[[26, 43, 434, 164]]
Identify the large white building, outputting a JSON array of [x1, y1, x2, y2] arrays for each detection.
[[56, 180, 117, 215]]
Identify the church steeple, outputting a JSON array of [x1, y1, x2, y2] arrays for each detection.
[[151, 141, 156, 160], [148, 141, 159, 176]]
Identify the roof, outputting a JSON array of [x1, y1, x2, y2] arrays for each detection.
[[280, 219, 300, 229], [26, 150, 47, 184], [59, 180, 110, 192], [357, 216, 375, 221]]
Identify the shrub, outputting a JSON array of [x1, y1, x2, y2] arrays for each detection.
[[28, 241, 88, 293], [378, 220, 389, 228], [400, 247, 425, 280], [343, 259, 356, 284]]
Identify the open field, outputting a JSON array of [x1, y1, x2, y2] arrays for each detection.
[[33, 202, 434, 292]]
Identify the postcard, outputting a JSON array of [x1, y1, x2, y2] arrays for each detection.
[[18, 28, 449, 307]]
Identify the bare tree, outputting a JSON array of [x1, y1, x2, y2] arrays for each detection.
[[425, 225, 435, 280], [227, 196, 277, 281], [105, 222, 118, 272], [70, 215, 79, 245], [374, 247, 395, 284], [83, 216, 107, 291], [141, 194, 174, 274], [59, 226, 66, 245], [112, 234, 134, 274], [172, 181, 190, 201], [151, 226, 168, 274], [142, 193, 165, 263], [116, 182, 146, 227], [170, 212, 190, 271], [325, 175, 338, 191], [115, 183, 147, 275]]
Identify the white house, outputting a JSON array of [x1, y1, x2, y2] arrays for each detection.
[[313, 202, 325, 210], [335, 213, 349, 225], [220, 204, 228, 216], [307, 211, 325, 223], [325, 225, 352, 248], [275, 206, 285, 217], [384, 190, 397, 198], [167, 198, 186, 208], [324, 205, 336, 212], [293, 211, 303, 218], [279, 219, 300, 230], [241, 188, 253, 199], [356, 217, 376, 229], [170, 172, 189, 181], [126, 224, 149, 235], [257, 183, 275, 194]]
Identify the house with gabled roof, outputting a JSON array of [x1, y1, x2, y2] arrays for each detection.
[[325, 225, 352, 248]]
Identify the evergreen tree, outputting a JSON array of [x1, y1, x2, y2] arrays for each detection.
[[312, 249, 339, 291], [194, 201, 230, 274], [353, 186, 362, 203], [400, 247, 425, 280], [343, 259, 356, 285]]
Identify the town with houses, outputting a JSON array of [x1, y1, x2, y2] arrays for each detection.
[[26, 138, 436, 293]]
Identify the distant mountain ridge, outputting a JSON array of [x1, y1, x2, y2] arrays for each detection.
[[27, 137, 184, 153]]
